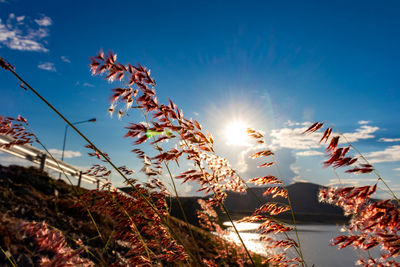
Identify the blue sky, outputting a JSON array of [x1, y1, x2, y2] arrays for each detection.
[[0, 0, 399, 197]]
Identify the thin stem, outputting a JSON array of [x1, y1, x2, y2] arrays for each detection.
[[135, 97, 203, 266], [26, 126, 104, 241], [332, 168, 343, 186], [221, 204, 256, 265], [161, 113, 255, 266], [0, 245, 16, 267], [235, 174, 304, 258], [46, 224, 105, 266], [121, 206, 155, 260], [164, 162, 203, 266], [2, 63, 196, 265], [194, 161, 256, 266], [102, 229, 115, 253], [272, 154, 307, 267], [326, 121, 400, 204]]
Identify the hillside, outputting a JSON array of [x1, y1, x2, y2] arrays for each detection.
[[224, 182, 348, 223], [0, 164, 265, 266], [154, 182, 348, 226]]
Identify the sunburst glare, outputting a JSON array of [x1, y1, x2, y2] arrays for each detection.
[[225, 121, 251, 147]]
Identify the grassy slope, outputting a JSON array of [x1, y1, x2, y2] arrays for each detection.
[[0, 164, 266, 266]]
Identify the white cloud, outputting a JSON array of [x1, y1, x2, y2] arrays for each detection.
[[358, 120, 370, 125], [292, 178, 309, 183], [296, 150, 324, 157], [0, 13, 51, 52], [193, 112, 199, 116], [342, 125, 379, 143], [290, 164, 301, 180], [83, 82, 94, 87], [34, 16, 52, 27], [61, 56, 71, 63], [379, 138, 400, 142], [16, 16, 25, 22], [285, 120, 310, 127], [365, 145, 400, 163], [38, 62, 56, 72], [48, 148, 82, 159], [0, 154, 35, 168], [234, 145, 297, 184], [177, 183, 193, 196], [235, 144, 269, 173], [270, 126, 321, 150], [394, 168, 400, 172], [270, 121, 379, 151]]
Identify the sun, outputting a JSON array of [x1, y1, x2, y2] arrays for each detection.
[[225, 121, 251, 147]]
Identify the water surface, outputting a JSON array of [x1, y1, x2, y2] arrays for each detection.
[[223, 222, 364, 267]]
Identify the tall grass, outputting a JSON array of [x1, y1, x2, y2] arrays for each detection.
[[1, 53, 399, 266]]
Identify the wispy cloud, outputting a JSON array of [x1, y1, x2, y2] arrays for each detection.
[[34, 16, 52, 27], [48, 149, 82, 159], [0, 13, 51, 52], [38, 62, 56, 72], [358, 120, 370, 125], [365, 145, 400, 163], [379, 137, 400, 142], [83, 82, 94, 87], [61, 56, 71, 63], [296, 150, 324, 157], [342, 125, 379, 143]]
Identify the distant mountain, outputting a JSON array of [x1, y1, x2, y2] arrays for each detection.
[[146, 182, 348, 225], [223, 182, 348, 223]]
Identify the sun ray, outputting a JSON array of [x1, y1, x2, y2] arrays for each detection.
[[225, 121, 251, 147]]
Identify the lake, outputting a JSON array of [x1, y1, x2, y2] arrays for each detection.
[[222, 222, 365, 267]]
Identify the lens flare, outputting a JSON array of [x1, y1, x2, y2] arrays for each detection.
[[225, 121, 251, 146]]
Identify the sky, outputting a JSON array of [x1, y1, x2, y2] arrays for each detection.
[[0, 0, 400, 198]]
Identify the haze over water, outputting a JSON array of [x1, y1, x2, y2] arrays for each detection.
[[223, 222, 366, 267]]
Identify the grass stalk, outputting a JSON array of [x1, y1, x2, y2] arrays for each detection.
[[134, 97, 203, 266], [1, 61, 197, 265], [238, 174, 304, 260], [46, 224, 106, 266], [161, 112, 256, 266], [326, 121, 400, 204], [272, 154, 307, 267], [25, 127, 105, 241], [0, 245, 16, 267]]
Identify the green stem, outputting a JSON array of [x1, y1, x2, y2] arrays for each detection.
[[0, 245, 16, 267]]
